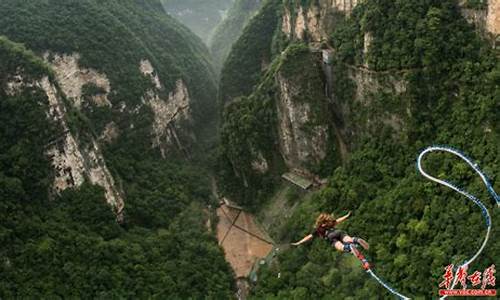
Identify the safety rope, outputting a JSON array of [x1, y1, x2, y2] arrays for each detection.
[[351, 146, 498, 299], [417, 145, 499, 299]]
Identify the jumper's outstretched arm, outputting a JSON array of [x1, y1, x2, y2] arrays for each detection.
[[291, 234, 313, 246], [335, 211, 351, 224]]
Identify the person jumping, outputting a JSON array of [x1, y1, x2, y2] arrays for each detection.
[[291, 211, 371, 270]]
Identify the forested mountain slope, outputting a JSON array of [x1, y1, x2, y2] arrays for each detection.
[[1, 0, 499, 298], [217, 0, 500, 298], [0, 0, 220, 206], [211, 0, 264, 73], [0, 0, 233, 297]]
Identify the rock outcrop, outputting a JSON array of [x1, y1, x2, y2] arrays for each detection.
[[140, 60, 193, 158], [140, 59, 162, 90], [39, 77, 125, 215], [275, 73, 329, 174], [5, 71, 126, 215], [487, 0, 500, 35], [8, 53, 198, 216], [250, 151, 269, 174], [46, 53, 112, 108], [460, 0, 500, 41], [282, 0, 360, 44]]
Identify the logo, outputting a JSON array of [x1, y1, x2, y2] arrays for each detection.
[[439, 264, 496, 297]]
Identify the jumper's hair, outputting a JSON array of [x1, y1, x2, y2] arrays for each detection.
[[315, 213, 336, 228]]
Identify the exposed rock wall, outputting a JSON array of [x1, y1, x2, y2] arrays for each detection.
[[281, 0, 359, 44], [99, 122, 119, 143], [6, 74, 30, 96], [46, 53, 112, 108], [461, 7, 488, 32], [331, 0, 359, 13], [281, 0, 498, 50], [15, 54, 198, 216], [282, 7, 292, 38], [275, 72, 329, 175], [460, 0, 500, 40], [5, 58, 125, 215], [140, 59, 193, 158], [487, 0, 500, 35], [250, 151, 269, 174], [140, 59, 162, 90], [38, 76, 125, 215]]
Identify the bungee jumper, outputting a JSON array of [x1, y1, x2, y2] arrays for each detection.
[[287, 146, 498, 300], [291, 211, 371, 270]]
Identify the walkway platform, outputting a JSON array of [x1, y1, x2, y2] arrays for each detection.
[[281, 172, 313, 190]]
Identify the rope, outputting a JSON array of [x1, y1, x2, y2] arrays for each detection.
[[353, 146, 498, 300], [417, 145, 499, 299], [219, 208, 242, 245], [366, 269, 410, 300], [219, 205, 274, 245]]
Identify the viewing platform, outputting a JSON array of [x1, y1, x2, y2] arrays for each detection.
[[281, 172, 313, 190]]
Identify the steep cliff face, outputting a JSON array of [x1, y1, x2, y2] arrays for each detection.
[[487, 0, 500, 35], [3, 45, 124, 214], [218, 0, 499, 210], [218, 0, 350, 204], [138, 59, 194, 158], [0, 2, 237, 297], [218, 0, 359, 189], [274, 47, 334, 175], [47, 53, 112, 109], [40, 77, 124, 214], [147, 79, 193, 158], [281, 0, 359, 44], [35, 50, 197, 212], [0, 0, 217, 162], [248, 1, 499, 299], [460, 0, 500, 40], [0, 0, 217, 215]]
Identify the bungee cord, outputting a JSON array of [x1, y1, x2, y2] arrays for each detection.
[[352, 145, 498, 299]]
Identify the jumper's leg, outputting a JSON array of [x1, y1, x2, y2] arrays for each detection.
[[350, 245, 371, 270], [342, 235, 354, 243], [334, 241, 345, 252], [343, 235, 370, 250]]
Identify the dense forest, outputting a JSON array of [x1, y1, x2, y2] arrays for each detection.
[[0, 1, 233, 297], [218, 0, 280, 106], [1, 0, 499, 298], [216, 0, 500, 298], [0, 0, 218, 143]]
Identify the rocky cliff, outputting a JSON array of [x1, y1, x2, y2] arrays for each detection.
[[0, 2, 238, 297], [281, 0, 359, 45], [274, 46, 336, 176], [0, 0, 217, 215], [3, 42, 124, 215], [246, 1, 499, 298], [218, 0, 499, 207], [487, 0, 500, 35], [217, 0, 347, 204], [460, 0, 500, 41]]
